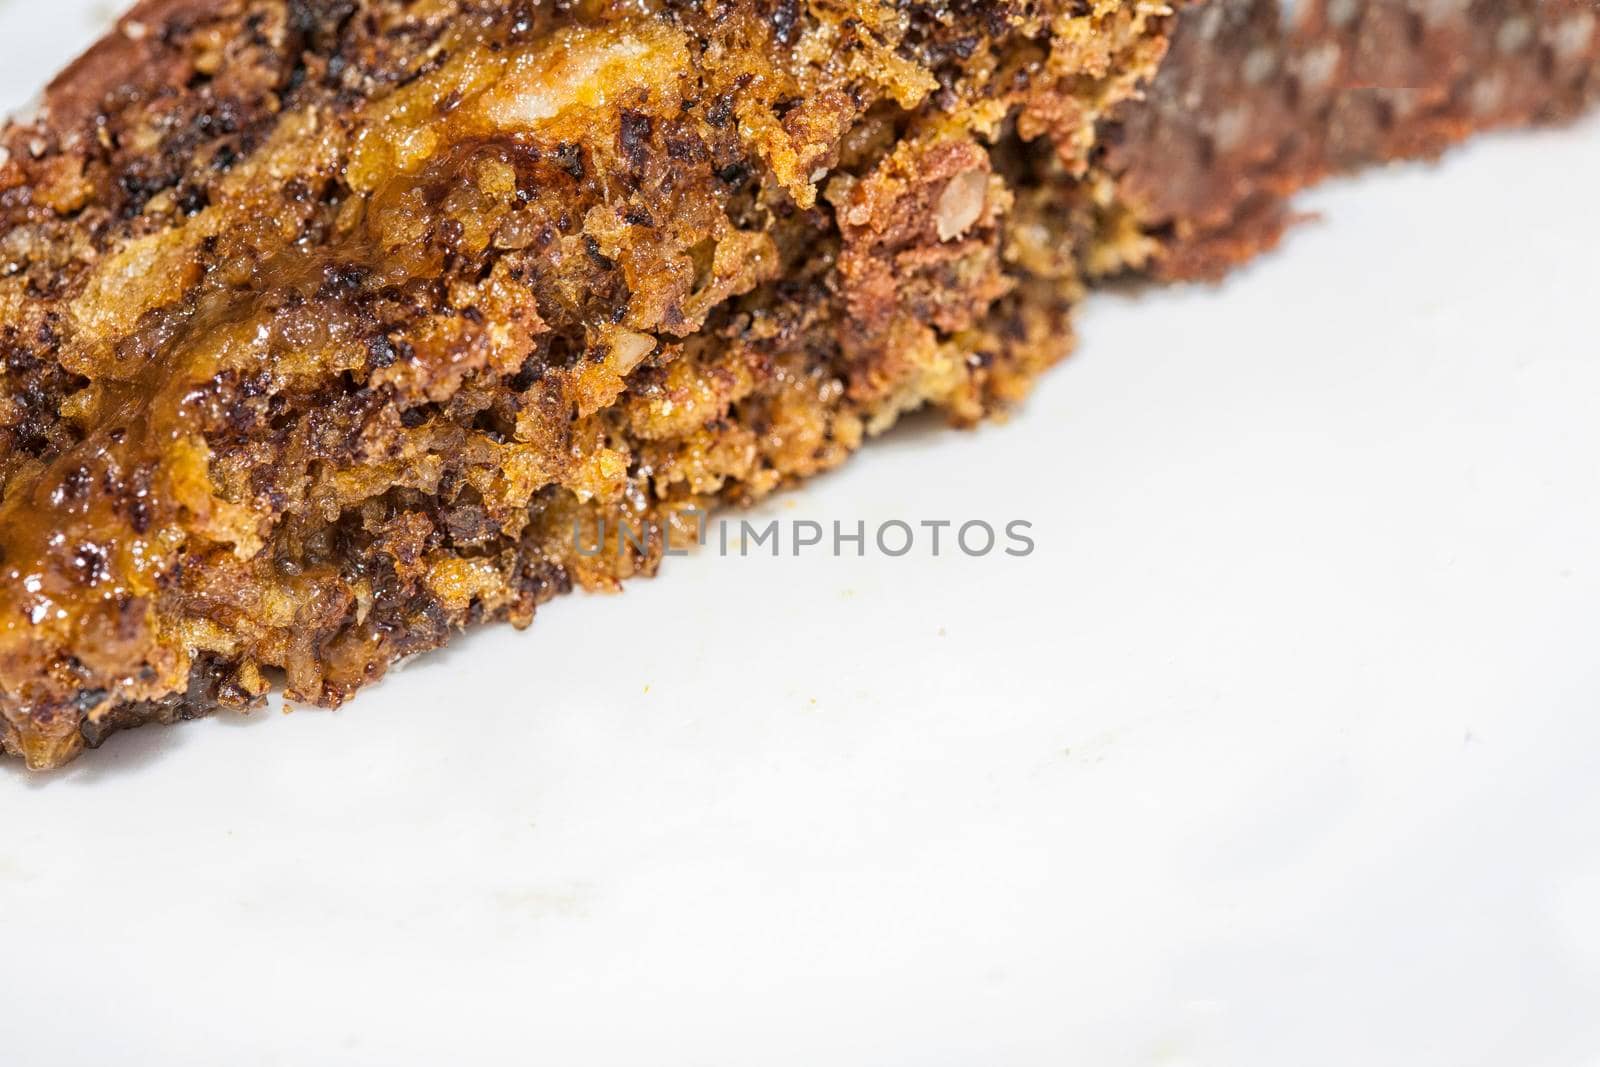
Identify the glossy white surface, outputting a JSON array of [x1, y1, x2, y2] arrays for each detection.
[[2, 5, 1599, 1064]]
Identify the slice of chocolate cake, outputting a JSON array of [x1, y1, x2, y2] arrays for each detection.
[[0, 0, 1594, 768]]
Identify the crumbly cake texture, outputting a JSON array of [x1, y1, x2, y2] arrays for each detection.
[[0, 0, 1593, 768]]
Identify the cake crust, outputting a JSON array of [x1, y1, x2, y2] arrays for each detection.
[[1107, 0, 1600, 278]]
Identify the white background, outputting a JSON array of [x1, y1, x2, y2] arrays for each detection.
[[3, 4, 1600, 1064]]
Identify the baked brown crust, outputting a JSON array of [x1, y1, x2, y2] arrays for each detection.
[[0, 0, 1593, 768], [1105, 0, 1600, 279]]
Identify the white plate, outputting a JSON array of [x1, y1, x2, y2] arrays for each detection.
[[3, 5, 1599, 1065]]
